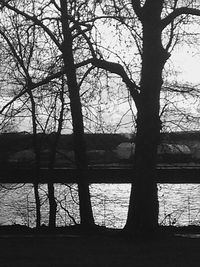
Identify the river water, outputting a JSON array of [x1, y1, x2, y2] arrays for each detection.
[[1, 183, 200, 228]]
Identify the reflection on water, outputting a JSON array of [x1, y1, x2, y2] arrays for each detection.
[[90, 184, 131, 228], [158, 184, 200, 226], [1, 183, 200, 228]]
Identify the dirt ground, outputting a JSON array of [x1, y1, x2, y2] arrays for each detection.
[[0, 233, 200, 267]]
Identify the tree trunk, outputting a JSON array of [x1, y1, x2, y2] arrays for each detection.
[[29, 87, 41, 229], [33, 158, 41, 229], [47, 181, 57, 229], [33, 181, 41, 228], [33, 139, 41, 229], [60, 0, 94, 228], [125, 5, 169, 235], [47, 79, 65, 229]]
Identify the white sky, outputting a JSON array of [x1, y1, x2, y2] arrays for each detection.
[[2, 46, 200, 133], [171, 49, 200, 84], [1, 3, 200, 133]]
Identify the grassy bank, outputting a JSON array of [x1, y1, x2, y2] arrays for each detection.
[[1, 226, 200, 266]]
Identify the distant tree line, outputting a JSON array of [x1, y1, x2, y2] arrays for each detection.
[[0, 132, 130, 153]]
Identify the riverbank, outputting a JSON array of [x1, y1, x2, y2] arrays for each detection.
[[1, 226, 200, 266], [1, 234, 200, 266]]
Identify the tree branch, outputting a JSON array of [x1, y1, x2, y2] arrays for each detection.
[[161, 7, 200, 29], [88, 58, 140, 109], [0, 70, 64, 114], [0, 0, 61, 49], [131, 0, 143, 20], [0, 28, 29, 78]]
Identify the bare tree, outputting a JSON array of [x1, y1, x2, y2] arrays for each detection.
[[75, 0, 200, 235], [0, 13, 42, 227], [0, 0, 98, 229]]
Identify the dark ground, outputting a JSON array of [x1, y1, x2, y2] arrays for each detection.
[[1, 226, 200, 266]]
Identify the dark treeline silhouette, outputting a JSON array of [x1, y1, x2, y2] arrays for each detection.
[[1, 132, 200, 166], [0, 132, 130, 154]]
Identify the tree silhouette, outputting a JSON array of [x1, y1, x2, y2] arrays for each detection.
[[79, 0, 200, 235], [0, 0, 98, 228]]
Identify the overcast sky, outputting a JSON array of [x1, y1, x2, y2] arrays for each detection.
[[171, 48, 200, 84]]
